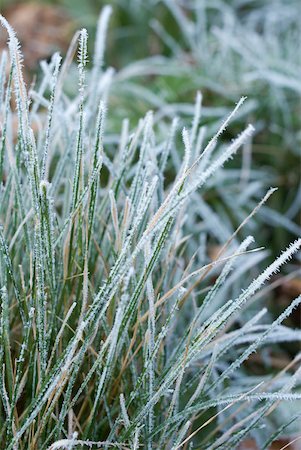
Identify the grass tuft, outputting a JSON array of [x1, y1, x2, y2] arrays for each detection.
[[0, 7, 300, 449]]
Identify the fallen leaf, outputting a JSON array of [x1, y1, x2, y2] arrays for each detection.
[[240, 438, 301, 449], [0, 2, 74, 71]]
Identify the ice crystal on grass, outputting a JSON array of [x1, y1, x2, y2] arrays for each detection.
[[0, 7, 300, 450]]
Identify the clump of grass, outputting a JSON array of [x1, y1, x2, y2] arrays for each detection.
[[102, 0, 301, 252], [0, 8, 300, 450]]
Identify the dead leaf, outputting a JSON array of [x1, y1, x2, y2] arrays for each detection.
[[281, 278, 301, 298], [0, 2, 74, 70], [240, 438, 301, 449]]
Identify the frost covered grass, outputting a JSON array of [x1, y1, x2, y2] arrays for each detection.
[[103, 0, 301, 252], [0, 7, 301, 450]]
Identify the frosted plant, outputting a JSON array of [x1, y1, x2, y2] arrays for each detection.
[[113, 0, 301, 246], [0, 7, 300, 450]]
